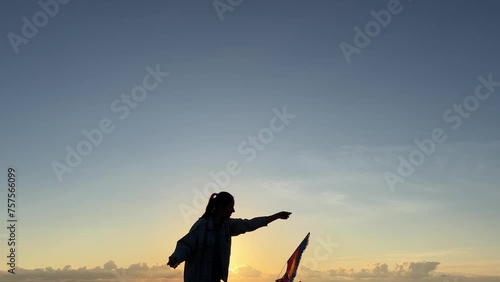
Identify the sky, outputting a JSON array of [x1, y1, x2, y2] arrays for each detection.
[[0, 0, 499, 282]]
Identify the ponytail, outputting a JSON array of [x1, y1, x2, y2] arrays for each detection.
[[200, 193, 218, 218], [200, 191, 234, 219]]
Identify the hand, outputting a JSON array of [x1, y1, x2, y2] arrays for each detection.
[[277, 211, 291, 219], [267, 211, 292, 224], [167, 257, 180, 269]]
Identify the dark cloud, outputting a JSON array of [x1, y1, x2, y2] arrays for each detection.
[[298, 263, 500, 282], [1, 260, 499, 282], [0, 260, 182, 282], [300, 261, 440, 280]]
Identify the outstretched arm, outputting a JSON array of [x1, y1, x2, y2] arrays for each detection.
[[266, 211, 292, 224], [230, 211, 292, 236]]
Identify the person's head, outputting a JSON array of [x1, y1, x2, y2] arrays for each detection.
[[200, 191, 235, 219]]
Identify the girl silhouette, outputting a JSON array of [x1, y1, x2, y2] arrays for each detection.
[[167, 191, 291, 282]]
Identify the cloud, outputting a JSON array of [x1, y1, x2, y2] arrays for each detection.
[[367, 262, 390, 275], [2, 260, 499, 282], [0, 260, 182, 282], [394, 261, 441, 278], [300, 261, 440, 280], [103, 260, 118, 270], [231, 264, 262, 277], [327, 141, 500, 181], [260, 179, 302, 197]]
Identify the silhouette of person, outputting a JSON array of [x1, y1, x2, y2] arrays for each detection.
[[167, 191, 291, 282]]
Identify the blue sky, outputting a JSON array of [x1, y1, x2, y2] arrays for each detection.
[[0, 0, 499, 280]]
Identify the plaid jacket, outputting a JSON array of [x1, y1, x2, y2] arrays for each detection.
[[170, 216, 269, 282]]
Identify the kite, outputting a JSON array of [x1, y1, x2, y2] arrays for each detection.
[[275, 232, 310, 282]]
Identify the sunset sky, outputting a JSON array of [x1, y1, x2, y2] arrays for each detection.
[[0, 1, 499, 282]]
